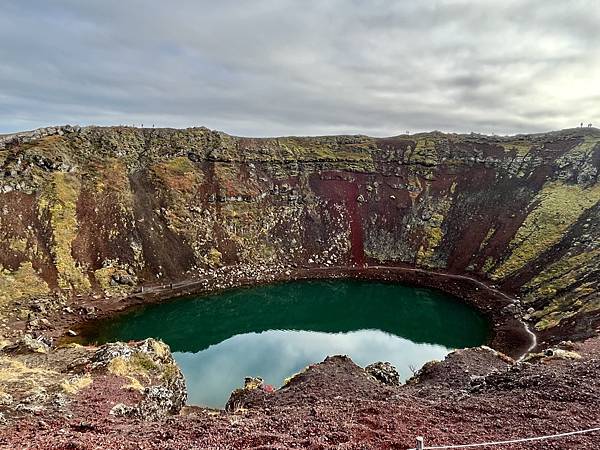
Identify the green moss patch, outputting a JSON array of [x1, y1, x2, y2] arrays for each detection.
[[524, 250, 600, 302], [493, 181, 600, 280], [38, 172, 90, 291]]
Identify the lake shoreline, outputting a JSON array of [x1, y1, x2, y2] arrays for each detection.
[[52, 264, 535, 361]]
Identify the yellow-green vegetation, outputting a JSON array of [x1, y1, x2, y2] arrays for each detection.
[[108, 358, 144, 392], [415, 195, 452, 267], [20, 135, 72, 160], [93, 264, 135, 296], [107, 349, 179, 392], [479, 228, 495, 251], [407, 175, 423, 205], [219, 201, 305, 264], [206, 248, 222, 268], [8, 237, 28, 254], [579, 286, 600, 313], [287, 141, 372, 161], [416, 213, 445, 266], [404, 138, 438, 166], [38, 172, 90, 291], [243, 377, 263, 390], [94, 266, 118, 290], [533, 310, 577, 331], [482, 256, 496, 273], [524, 250, 600, 302], [108, 353, 158, 392], [89, 158, 133, 211], [161, 362, 180, 383], [147, 338, 170, 360], [277, 137, 376, 171], [531, 280, 599, 331], [60, 374, 92, 394], [152, 157, 201, 193], [478, 229, 497, 273], [0, 261, 50, 305], [493, 181, 600, 280], [3, 233, 43, 263], [0, 357, 58, 388], [499, 141, 532, 156]]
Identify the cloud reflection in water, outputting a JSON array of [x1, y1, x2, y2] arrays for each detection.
[[175, 328, 450, 407]]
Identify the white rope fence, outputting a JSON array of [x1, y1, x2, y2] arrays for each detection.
[[409, 426, 600, 449]]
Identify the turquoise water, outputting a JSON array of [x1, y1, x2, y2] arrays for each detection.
[[84, 280, 489, 407]]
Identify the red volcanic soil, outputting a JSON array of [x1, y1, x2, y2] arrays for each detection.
[[2, 338, 599, 450]]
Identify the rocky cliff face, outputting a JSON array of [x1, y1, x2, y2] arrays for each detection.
[[0, 126, 598, 340]]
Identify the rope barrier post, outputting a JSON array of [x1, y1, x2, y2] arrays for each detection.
[[416, 436, 424, 450]]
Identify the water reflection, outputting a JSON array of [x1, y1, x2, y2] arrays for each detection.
[[87, 280, 488, 352], [176, 328, 450, 407], [84, 280, 489, 408]]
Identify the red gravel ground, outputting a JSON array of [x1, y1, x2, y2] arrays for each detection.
[[1, 337, 599, 450]]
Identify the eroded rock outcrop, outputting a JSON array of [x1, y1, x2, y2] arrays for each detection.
[[0, 125, 598, 342], [0, 337, 185, 422]]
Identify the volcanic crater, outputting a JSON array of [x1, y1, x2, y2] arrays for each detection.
[[0, 125, 598, 449]]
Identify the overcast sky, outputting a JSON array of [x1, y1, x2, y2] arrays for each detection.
[[1, 0, 599, 136]]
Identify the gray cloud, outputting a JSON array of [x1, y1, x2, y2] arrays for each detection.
[[1, 0, 599, 136]]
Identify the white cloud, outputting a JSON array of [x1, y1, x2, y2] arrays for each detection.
[[1, 0, 599, 135]]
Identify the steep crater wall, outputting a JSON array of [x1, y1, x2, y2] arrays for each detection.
[[0, 126, 599, 345]]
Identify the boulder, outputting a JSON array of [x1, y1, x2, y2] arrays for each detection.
[[1, 335, 49, 354], [92, 339, 187, 419], [225, 376, 272, 412], [365, 361, 400, 386]]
